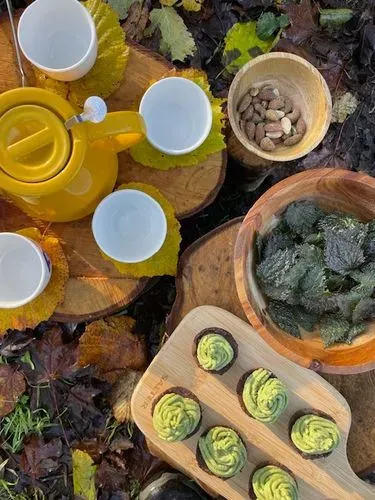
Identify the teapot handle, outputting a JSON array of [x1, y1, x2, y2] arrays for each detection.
[[86, 111, 146, 153]]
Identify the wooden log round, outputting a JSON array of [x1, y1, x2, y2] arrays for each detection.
[[234, 168, 375, 374], [167, 217, 375, 478], [0, 16, 226, 322]]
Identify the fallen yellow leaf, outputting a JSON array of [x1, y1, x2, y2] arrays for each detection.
[[102, 183, 181, 277], [34, 0, 128, 108], [73, 449, 98, 500], [129, 68, 226, 169], [0, 228, 69, 335]]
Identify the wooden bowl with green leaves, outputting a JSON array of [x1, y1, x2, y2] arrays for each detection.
[[234, 169, 375, 374]]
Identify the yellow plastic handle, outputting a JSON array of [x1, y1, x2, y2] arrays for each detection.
[[86, 111, 146, 153]]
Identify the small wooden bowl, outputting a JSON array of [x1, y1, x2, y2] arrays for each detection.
[[228, 53, 332, 162], [234, 169, 375, 374]]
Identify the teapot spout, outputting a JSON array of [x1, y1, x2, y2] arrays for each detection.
[[86, 111, 146, 152]]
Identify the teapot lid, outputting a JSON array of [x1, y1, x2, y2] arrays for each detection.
[[0, 87, 87, 197], [0, 104, 70, 182]]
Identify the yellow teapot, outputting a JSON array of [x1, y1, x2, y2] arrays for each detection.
[[0, 87, 146, 222]]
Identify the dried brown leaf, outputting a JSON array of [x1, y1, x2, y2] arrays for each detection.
[[110, 369, 143, 423], [20, 435, 62, 480], [28, 326, 78, 384], [280, 0, 318, 45], [79, 317, 147, 384], [0, 365, 26, 417]]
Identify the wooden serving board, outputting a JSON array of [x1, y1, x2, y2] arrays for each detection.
[[167, 218, 375, 478], [132, 306, 375, 499], [0, 16, 226, 323]]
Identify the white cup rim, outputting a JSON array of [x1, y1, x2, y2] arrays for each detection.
[[92, 189, 168, 263], [139, 77, 213, 155], [0, 232, 50, 308], [17, 0, 97, 74]]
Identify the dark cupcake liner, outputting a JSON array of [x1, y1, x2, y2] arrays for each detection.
[[237, 369, 283, 422], [196, 425, 247, 481], [249, 461, 297, 500], [288, 409, 337, 460], [152, 386, 202, 441], [193, 327, 238, 375]]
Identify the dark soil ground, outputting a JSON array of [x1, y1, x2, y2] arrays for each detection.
[[2, 0, 375, 498]]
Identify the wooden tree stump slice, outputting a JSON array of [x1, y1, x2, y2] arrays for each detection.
[[0, 18, 226, 323], [167, 218, 375, 478], [228, 130, 273, 169]]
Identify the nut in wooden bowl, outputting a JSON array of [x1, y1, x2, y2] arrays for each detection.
[[228, 53, 332, 162], [234, 169, 375, 374]]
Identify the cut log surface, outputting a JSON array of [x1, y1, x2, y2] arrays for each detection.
[[167, 218, 375, 478], [0, 17, 226, 322]]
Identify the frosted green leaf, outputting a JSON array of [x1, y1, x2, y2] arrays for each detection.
[[146, 7, 196, 62], [263, 231, 294, 259], [268, 301, 301, 338], [261, 282, 299, 305], [320, 315, 350, 347], [352, 298, 375, 323], [285, 201, 324, 237], [293, 306, 318, 332], [345, 323, 366, 344], [365, 220, 375, 257], [257, 248, 298, 287], [107, 0, 140, 19], [222, 21, 280, 74]]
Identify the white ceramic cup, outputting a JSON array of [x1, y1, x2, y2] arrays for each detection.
[[139, 77, 213, 155], [17, 0, 97, 82], [92, 190, 168, 263], [0, 233, 52, 309]]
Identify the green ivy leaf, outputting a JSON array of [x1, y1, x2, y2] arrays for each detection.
[[256, 13, 290, 41], [278, 14, 290, 29], [222, 21, 280, 75], [145, 7, 196, 62]]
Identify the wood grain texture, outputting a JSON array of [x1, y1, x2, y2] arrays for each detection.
[[133, 306, 375, 499], [0, 17, 226, 322], [228, 52, 331, 162], [167, 217, 375, 477], [234, 168, 375, 374]]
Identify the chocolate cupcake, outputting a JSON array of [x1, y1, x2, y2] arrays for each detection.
[[152, 387, 201, 442], [249, 464, 299, 500], [289, 410, 340, 459], [238, 368, 288, 423], [194, 328, 238, 374], [197, 426, 247, 479]]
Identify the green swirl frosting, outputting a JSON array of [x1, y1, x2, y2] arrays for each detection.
[[153, 393, 201, 442], [291, 414, 340, 455], [252, 465, 299, 500], [242, 368, 288, 423], [198, 426, 247, 478], [197, 333, 234, 371]]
